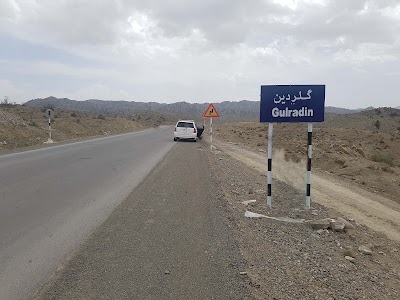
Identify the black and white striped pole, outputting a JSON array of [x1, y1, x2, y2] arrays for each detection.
[[45, 109, 54, 144], [48, 118, 52, 142], [306, 122, 313, 209], [267, 123, 273, 208]]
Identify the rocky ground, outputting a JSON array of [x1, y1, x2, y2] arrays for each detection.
[[207, 146, 400, 299]]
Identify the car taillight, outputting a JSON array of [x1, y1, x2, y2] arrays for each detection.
[[194, 127, 197, 133], [174, 127, 177, 132]]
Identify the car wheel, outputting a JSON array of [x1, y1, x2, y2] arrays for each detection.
[[174, 138, 177, 141], [194, 139, 197, 142]]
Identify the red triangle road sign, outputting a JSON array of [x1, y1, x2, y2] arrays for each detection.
[[202, 103, 220, 118]]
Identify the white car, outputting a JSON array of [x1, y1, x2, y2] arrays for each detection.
[[174, 120, 198, 142]]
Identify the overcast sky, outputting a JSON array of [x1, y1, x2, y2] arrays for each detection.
[[0, 0, 399, 108]]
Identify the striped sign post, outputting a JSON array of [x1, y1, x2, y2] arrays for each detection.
[[260, 85, 325, 209], [267, 123, 273, 208], [306, 123, 313, 209]]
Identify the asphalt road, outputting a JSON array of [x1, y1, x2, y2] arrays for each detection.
[[32, 141, 249, 300], [0, 127, 175, 300]]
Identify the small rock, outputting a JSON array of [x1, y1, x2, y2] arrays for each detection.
[[307, 219, 331, 230], [345, 256, 355, 262], [334, 222, 346, 232], [378, 251, 385, 255], [311, 210, 319, 216], [165, 270, 170, 275], [316, 229, 329, 235], [392, 248, 399, 253], [349, 218, 355, 222], [337, 217, 355, 230], [241, 200, 257, 206], [344, 249, 357, 258], [231, 190, 241, 195], [311, 233, 320, 239], [346, 228, 356, 238], [359, 246, 373, 255], [239, 272, 247, 275], [366, 243, 374, 250], [330, 221, 346, 232]]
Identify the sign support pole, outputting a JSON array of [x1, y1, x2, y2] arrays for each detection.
[[210, 117, 213, 150], [202, 103, 219, 150], [48, 118, 52, 143], [306, 122, 313, 209], [267, 122, 273, 208]]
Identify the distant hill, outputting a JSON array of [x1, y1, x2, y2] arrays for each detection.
[[24, 97, 370, 122], [24, 97, 259, 122], [325, 106, 361, 114]]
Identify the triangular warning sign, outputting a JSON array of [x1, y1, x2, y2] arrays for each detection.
[[202, 103, 220, 118]]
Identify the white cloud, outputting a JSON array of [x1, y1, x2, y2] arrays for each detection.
[[0, 0, 19, 21], [0, 0, 399, 107]]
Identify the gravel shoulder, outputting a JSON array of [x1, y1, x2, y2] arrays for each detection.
[[208, 140, 400, 299], [32, 140, 250, 300], [215, 140, 400, 242]]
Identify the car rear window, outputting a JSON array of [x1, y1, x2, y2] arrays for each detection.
[[177, 122, 194, 128]]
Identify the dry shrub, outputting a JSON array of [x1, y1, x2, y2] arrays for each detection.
[[370, 152, 393, 166]]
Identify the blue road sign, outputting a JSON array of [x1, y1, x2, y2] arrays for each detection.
[[260, 85, 325, 123]]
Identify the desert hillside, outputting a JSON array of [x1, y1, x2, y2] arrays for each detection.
[[0, 104, 178, 152], [215, 107, 400, 203]]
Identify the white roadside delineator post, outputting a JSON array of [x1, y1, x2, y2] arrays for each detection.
[[44, 109, 54, 144]]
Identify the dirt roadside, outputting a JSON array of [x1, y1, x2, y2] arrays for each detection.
[[31, 141, 250, 300], [214, 140, 400, 243], [214, 113, 400, 205], [0, 106, 176, 154], [207, 141, 400, 299]]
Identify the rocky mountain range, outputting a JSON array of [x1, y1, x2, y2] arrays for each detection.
[[24, 97, 378, 122]]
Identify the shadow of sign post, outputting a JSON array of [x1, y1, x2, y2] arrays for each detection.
[[260, 85, 326, 209]]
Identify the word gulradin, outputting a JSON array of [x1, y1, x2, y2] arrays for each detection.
[[272, 107, 314, 118]]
